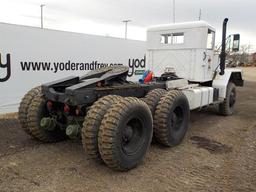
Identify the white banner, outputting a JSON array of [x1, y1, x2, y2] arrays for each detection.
[[0, 23, 147, 114]]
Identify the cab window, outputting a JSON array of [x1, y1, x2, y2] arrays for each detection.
[[207, 29, 215, 49], [161, 33, 184, 44]]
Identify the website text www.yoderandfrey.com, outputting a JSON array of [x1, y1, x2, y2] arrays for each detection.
[[1, 54, 143, 82], [20, 60, 123, 73]]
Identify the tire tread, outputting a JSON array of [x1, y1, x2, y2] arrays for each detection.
[[82, 95, 122, 162], [98, 97, 152, 171], [154, 90, 184, 146], [18, 86, 41, 135]]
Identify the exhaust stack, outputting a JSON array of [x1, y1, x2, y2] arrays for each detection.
[[219, 18, 229, 75]]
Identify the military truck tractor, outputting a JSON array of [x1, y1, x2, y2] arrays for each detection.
[[18, 18, 243, 171]]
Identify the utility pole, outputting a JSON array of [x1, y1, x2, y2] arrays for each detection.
[[173, 0, 176, 23], [122, 20, 131, 39], [40, 4, 45, 29], [199, 8, 202, 21]]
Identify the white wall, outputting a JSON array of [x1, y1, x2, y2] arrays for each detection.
[[0, 23, 147, 114]]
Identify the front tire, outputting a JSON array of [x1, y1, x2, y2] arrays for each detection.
[[98, 97, 153, 171], [219, 82, 236, 116]]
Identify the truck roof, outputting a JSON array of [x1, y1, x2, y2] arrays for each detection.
[[147, 21, 215, 32]]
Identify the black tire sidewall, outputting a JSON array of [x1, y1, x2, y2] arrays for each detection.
[[226, 83, 236, 113], [219, 82, 236, 116], [166, 95, 190, 146], [115, 104, 153, 169]]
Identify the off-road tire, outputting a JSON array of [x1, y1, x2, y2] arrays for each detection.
[[82, 95, 122, 162], [98, 97, 153, 171], [27, 94, 66, 142], [18, 86, 41, 135], [143, 89, 167, 117], [154, 90, 190, 147], [143, 89, 167, 143], [219, 82, 236, 116]]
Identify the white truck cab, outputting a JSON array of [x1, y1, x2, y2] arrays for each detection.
[[147, 21, 218, 82], [146, 19, 243, 111]]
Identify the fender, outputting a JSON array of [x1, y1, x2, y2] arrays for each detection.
[[212, 68, 244, 99]]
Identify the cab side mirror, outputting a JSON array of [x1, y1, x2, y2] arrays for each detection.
[[232, 34, 240, 52]]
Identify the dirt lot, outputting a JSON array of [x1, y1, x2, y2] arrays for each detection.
[[0, 67, 255, 192]]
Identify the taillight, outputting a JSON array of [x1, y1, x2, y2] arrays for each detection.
[[63, 104, 70, 113], [75, 107, 81, 115], [47, 101, 53, 110]]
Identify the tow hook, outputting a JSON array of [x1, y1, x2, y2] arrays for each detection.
[[66, 124, 80, 139], [40, 117, 57, 131]]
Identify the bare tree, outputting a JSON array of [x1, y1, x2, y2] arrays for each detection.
[[227, 44, 251, 67]]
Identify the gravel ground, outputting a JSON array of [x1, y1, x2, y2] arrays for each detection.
[[0, 67, 255, 192]]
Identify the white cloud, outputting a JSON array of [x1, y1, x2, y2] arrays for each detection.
[[0, 0, 255, 51]]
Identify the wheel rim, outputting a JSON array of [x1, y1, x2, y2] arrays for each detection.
[[121, 117, 144, 156], [171, 106, 184, 131], [229, 88, 236, 107]]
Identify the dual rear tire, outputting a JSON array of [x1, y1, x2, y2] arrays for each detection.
[[82, 95, 122, 162], [82, 90, 190, 171], [18, 87, 66, 142], [82, 96, 153, 171], [144, 89, 190, 147], [153, 90, 190, 147]]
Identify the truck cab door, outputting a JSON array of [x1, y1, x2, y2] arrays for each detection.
[[204, 29, 216, 79]]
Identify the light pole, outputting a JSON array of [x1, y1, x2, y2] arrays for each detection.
[[199, 8, 202, 21], [123, 20, 131, 39], [40, 4, 45, 29]]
